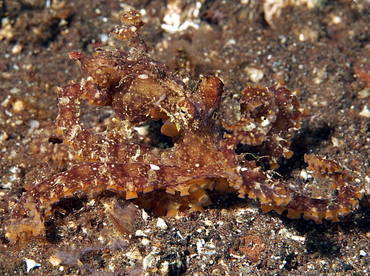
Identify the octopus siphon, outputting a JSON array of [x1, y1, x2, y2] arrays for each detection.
[[6, 10, 364, 241]]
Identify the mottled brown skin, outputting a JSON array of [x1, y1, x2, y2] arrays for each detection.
[[6, 10, 363, 242]]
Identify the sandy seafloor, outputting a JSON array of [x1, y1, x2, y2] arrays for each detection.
[[0, 0, 370, 275]]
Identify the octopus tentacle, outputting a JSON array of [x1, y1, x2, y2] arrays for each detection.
[[55, 81, 165, 164], [6, 162, 231, 241]]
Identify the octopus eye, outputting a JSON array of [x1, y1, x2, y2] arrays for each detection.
[[178, 100, 194, 116]]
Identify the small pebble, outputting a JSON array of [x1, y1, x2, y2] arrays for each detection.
[[156, 217, 168, 229], [49, 255, 62, 266], [359, 105, 370, 118]]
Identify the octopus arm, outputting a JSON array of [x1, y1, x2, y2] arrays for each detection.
[[239, 154, 364, 223], [55, 81, 163, 163], [283, 179, 362, 223], [6, 162, 227, 241]]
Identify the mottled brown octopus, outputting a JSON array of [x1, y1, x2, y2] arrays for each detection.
[[6, 10, 363, 241]]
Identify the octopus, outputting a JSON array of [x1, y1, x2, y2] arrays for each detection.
[[6, 10, 363, 241]]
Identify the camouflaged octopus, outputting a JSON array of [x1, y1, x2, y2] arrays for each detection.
[[6, 10, 363, 241]]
